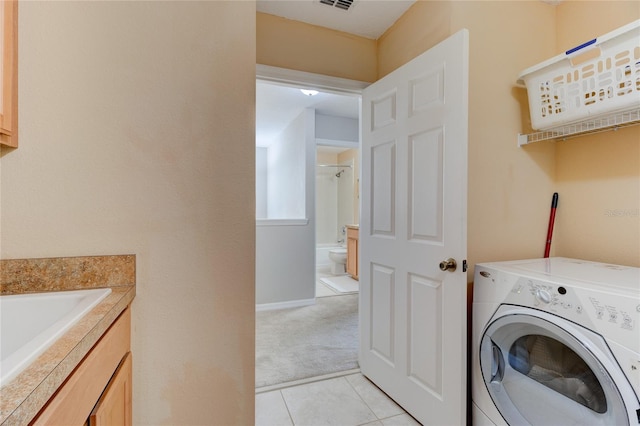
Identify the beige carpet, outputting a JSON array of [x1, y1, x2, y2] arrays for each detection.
[[256, 294, 359, 388]]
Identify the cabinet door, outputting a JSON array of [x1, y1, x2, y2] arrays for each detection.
[[0, 0, 17, 147], [347, 229, 359, 279], [90, 352, 132, 426]]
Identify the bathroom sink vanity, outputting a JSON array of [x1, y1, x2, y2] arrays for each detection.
[[346, 225, 359, 280], [0, 255, 136, 426]]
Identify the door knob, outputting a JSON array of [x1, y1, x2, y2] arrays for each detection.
[[439, 258, 457, 272]]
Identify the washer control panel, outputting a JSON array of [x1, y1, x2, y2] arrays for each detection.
[[506, 277, 584, 316], [588, 295, 636, 331], [504, 276, 639, 348]]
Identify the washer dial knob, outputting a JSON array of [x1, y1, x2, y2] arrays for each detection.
[[536, 289, 552, 304]]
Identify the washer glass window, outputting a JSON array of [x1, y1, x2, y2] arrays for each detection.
[[480, 310, 632, 426], [509, 334, 607, 413]]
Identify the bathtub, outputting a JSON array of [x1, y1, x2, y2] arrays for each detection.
[[316, 243, 345, 268]]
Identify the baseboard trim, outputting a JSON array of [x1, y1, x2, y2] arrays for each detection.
[[256, 298, 315, 312]]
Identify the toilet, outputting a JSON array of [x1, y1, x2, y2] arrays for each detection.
[[328, 248, 347, 275]]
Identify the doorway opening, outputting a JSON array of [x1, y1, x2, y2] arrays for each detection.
[[255, 66, 366, 389]]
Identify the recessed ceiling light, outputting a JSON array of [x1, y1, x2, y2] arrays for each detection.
[[300, 89, 319, 96]]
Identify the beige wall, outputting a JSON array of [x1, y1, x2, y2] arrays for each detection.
[[377, 0, 453, 78], [367, 0, 639, 269], [452, 1, 557, 271], [1, 2, 255, 424], [257, 12, 378, 83], [553, 1, 640, 266]]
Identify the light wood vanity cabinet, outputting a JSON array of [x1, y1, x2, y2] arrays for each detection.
[[31, 308, 132, 426], [346, 227, 359, 280], [0, 0, 18, 148]]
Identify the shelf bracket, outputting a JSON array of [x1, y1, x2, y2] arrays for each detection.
[[517, 134, 529, 147]]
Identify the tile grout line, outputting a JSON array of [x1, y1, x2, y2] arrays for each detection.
[[278, 389, 296, 426], [343, 375, 383, 424], [346, 375, 419, 426]]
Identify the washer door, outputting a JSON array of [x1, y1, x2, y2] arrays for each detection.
[[480, 305, 637, 426]]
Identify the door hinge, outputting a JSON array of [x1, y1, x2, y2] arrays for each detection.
[[463, 260, 467, 272]]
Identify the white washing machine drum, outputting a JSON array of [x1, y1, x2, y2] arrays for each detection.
[[480, 305, 639, 426]]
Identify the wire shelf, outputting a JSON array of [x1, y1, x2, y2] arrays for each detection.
[[518, 108, 640, 146]]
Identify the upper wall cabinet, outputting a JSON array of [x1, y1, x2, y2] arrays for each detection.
[[0, 0, 17, 148]]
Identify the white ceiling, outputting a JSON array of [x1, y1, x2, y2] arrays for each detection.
[[256, 0, 417, 149], [257, 0, 417, 40]]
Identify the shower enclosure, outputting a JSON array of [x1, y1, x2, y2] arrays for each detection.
[[316, 147, 358, 270]]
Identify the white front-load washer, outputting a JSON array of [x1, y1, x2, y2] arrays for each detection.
[[472, 257, 640, 425]]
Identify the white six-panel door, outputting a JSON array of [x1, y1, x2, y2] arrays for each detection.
[[359, 29, 469, 425]]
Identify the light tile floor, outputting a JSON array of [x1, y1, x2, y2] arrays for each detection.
[[256, 373, 422, 426]]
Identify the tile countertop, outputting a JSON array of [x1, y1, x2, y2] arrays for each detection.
[[0, 255, 136, 426]]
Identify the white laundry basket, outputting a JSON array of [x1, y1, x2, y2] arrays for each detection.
[[518, 20, 640, 131]]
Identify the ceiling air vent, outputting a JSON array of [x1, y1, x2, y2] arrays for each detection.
[[319, 0, 354, 11]]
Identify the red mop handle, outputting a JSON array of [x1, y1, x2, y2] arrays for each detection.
[[544, 193, 559, 258]]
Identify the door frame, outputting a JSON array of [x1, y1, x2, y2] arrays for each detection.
[[256, 64, 368, 97]]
